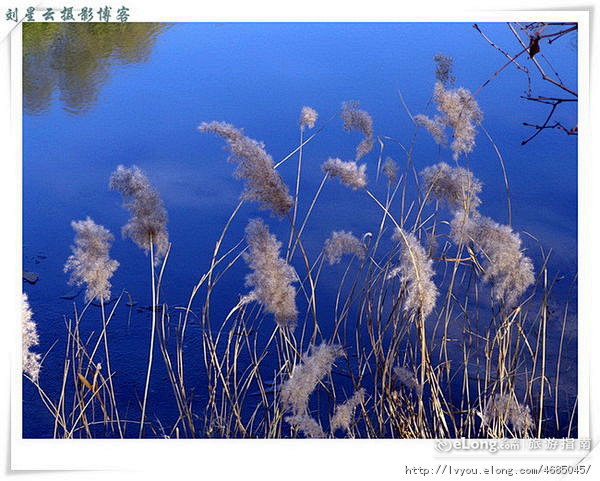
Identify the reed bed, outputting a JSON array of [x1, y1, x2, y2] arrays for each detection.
[[22, 58, 577, 439]]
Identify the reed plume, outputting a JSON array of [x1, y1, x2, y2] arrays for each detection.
[[199, 121, 293, 217], [299, 106, 318, 130], [450, 212, 534, 306], [433, 53, 456, 87], [390, 228, 438, 318], [110, 165, 169, 438], [109, 165, 169, 262], [330, 388, 365, 434], [64, 217, 119, 302], [416, 79, 482, 159], [322, 158, 367, 190], [285, 414, 326, 438], [420, 162, 482, 212], [280, 343, 344, 414], [382, 157, 399, 183], [434, 82, 483, 159], [414, 114, 447, 145], [323, 231, 367, 265], [22, 293, 41, 382], [481, 394, 534, 436], [341, 101, 374, 160], [243, 218, 298, 327], [393, 366, 423, 394]]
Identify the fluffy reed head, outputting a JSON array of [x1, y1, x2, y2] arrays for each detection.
[[416, 78, 482, 159], [341, 101, 374, 160], [433, 53, 456, 87], [382, 157, 399, 184], [390, 228, 438, 318], [433, 81, 483, 159], [481, 394, 534, 436], [420, 162, 482, 212], [322, 157, 367, 190], [393, 366, 423, 395], [64, 217, 119, 302], [299, 106, 318, 129], [109, 165, 169, 262], [330, 388, 365, 434], [285, 414, 326, 438], [280, 343, 344, 415], [243, 218, 298, 327], [22, 293, 41, 382], [414, 114, 447, 146], [199, 121, 293, 217], [323, 231, 367, 265], [450, 212, 534, 306]]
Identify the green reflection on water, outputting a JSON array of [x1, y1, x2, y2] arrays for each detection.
[[23, 22, 168, 115]]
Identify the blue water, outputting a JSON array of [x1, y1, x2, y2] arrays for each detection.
[[23, 22, 577, 438]]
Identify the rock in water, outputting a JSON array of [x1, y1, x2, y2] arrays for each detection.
[[60, 287, 82, 300], [23, 271, 39, 284]]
